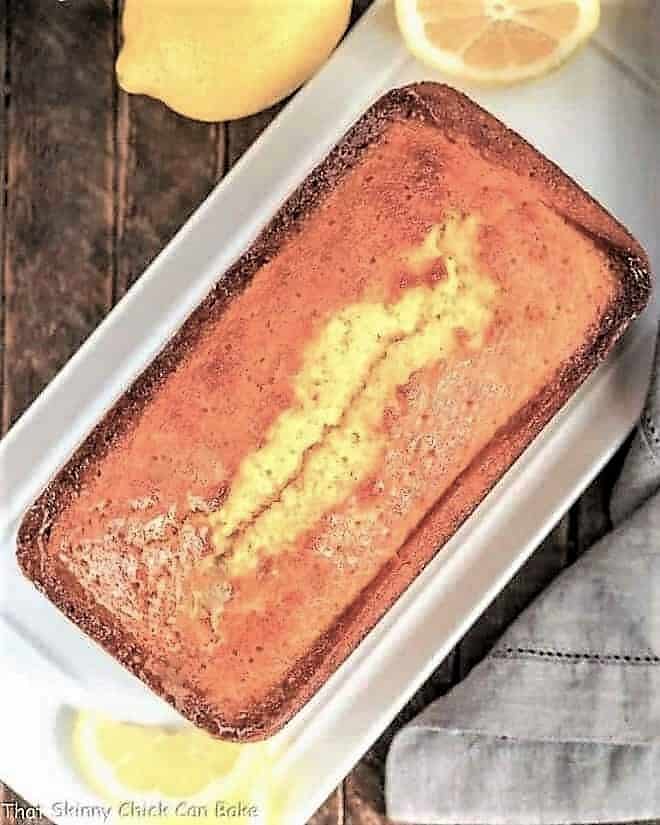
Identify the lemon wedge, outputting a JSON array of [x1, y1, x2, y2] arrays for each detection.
[[71, 711, 279, 824], [395, 0, 601, 85]]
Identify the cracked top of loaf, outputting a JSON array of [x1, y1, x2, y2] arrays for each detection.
[[17, 83, 651, 740]]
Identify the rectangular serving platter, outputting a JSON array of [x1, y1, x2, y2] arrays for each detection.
[[1, 2, 659, 823]]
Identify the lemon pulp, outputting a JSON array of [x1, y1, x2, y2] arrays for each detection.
[[395, 0, 601, 85]]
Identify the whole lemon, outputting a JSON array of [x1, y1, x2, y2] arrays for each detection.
[[116, 0, 352, 122]]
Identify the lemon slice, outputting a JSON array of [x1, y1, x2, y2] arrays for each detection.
[[395, 0, 601, 85], [71, 711, 278, 824]]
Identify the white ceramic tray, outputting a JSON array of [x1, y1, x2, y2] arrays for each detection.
[[1, 2, 659, 823]]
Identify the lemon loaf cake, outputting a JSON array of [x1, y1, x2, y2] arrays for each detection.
[[17, 84, 651, 740]]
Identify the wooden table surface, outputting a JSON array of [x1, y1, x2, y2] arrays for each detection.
[[0, 1, 630, 823]]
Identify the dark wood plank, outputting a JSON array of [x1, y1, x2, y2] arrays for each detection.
[[307, 788, 343, 825], [573, 441, 630, 559], [573, 475, 612, 559], [114, 91, 224, 298], [351, 0, 375, 25], [1, 0, 115, 809], [2, 0, 116, 431], [0, 785, 8, 825], [0, 0, 6, 433], [345, 762, 394, 825], [0, 786, 49, 825], [1, 6, 13, 816]]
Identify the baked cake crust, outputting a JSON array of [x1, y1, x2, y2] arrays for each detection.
[[16, 83, 651, 740]]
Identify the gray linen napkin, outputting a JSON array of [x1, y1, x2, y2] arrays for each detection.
[[386, 336, 660, 824]]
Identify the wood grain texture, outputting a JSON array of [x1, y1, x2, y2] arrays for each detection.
[[0, 0, 6, 433], [113, 0, 224, 298], [306, 788, 344, 825], [114, 91, 224, 298], [0, 786, 49, 825], [573, 439, 631, 558], [345, 763, 394, 825], [2, 0, 115, 431]]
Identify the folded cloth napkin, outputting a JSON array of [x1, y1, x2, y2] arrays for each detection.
[[386, 338, 660, 825]]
